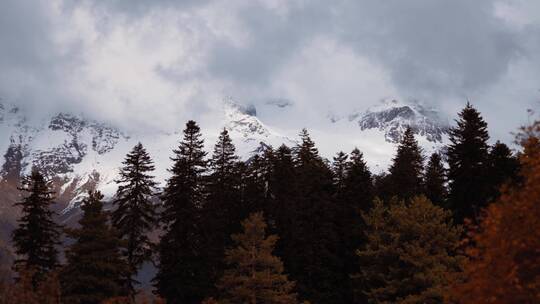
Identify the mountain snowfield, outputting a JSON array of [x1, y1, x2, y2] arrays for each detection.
[[0, 98, 449, 218]]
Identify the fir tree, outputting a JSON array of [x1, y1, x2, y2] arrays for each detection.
[[240, 149, 272, 214], [387, 127, 424, 200], [447, 103, 490, 222], [112, 142, 158, 292], [12, 169, 61, 287], [356, 196, 464, 304], [342, 148, 374, 213], [61, 191, 129, 304], [215, 212, 299, 304], [336, 148, 373, 303], [286, 129, 345, 303], [202, 128, 244, 292], [486, 141, 520, 202], [332, 151, 349, 191], [264, 145, 297, 259], [154, 120, 210, 303], [448, 121, 540, 303], [424, 152, 447, 207]]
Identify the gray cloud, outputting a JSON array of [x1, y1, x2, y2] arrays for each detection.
[[0, 0, 538, 140]]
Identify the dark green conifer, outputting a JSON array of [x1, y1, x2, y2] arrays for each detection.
[[339, 148, 374, 303], [424, 152, 448, 207], [486, 141, 520, 202], [154, 120, 209, 304], [287, 129, 344, 303], [447, 103, 490, 222], [387, 127, 424, 200], [61, 191, 129, 304], [355, 196, 464, 303], [202, 128, 244, 291], [112, 142, 158, 292], [12, 169, 61, 288], [332, 151, 349, 191]]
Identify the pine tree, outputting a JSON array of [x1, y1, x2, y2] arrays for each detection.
[[342, 148, 374, 213], [215, 212, 299, 304], [154, 120, 210, 303], [202, 128, 244, 285], [241, 148, 272, 214], [447, 103, 490, 222], [286, 129, 344, 303], [485, 141, 520, 202], [332, 151, 348, 191], [61, 191, 129, 304], [424, 152, 447, 207], [12, 169, 61, 287], [448, 121, 540, 303], [356, 196, 464, 304], [112, 142, 158, 292], [264, 145, 297, 261], [336, 148, 373, 303], [387, 127, 424, 200]]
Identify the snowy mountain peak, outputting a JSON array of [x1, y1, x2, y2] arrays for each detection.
[[222, 99, 295, 155], [346, 99, 450, 143]]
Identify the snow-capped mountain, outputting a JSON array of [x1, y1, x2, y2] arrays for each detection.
[[334, 99, 450, 143], [0, 98, 450, 232], [0, 100, 294, 221]]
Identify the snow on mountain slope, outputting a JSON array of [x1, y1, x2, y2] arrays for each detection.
[[0, 98, 450, 219], [333, 99, 450, 143]]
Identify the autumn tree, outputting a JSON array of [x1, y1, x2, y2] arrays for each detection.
[[0, 269, 61, 304], [215, 212, 299, 304], [112, 142, 158, 292], [12, 169, 61, 287], [356, 196, 464, 303], [61, 191, 129, 304], [448, 121, 540, 303]]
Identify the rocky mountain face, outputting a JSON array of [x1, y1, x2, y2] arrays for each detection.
[[0, 98, 451, 242], [342, 99, 450, 143]]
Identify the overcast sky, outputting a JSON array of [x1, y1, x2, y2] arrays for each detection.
[[1, 0, 539, 141]]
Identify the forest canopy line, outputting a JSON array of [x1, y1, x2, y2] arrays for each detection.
[[1, 103, 538, 304]]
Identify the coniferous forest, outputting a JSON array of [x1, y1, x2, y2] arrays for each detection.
[[1, 103, 539, 304]]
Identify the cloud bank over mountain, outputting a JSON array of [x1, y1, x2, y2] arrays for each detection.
[[0, 0, 539, 140]]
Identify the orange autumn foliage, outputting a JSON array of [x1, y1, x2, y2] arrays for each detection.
[[449, 121, 540, 303]]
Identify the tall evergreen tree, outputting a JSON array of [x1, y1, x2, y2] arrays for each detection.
[[387, 127, 424, 200], [12, 169, 61, 287], [356, 196, 464, 304], [61, 191, 129, 304], [214, 212, 299, 304], [486, 141, 520, 202], [447, 103, 490, 222], [202, 128, 244, 291], [336, 148, 373, 303], [286, 129, 345, 303], [154, 120, 209, 304], [341, 148, 374, 213], [264, 145, 297, 259], [424, 152, 447, 207], [332, 151, 349, 192], [112, 142, 158, 292], [240, 149, 272, 214]]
